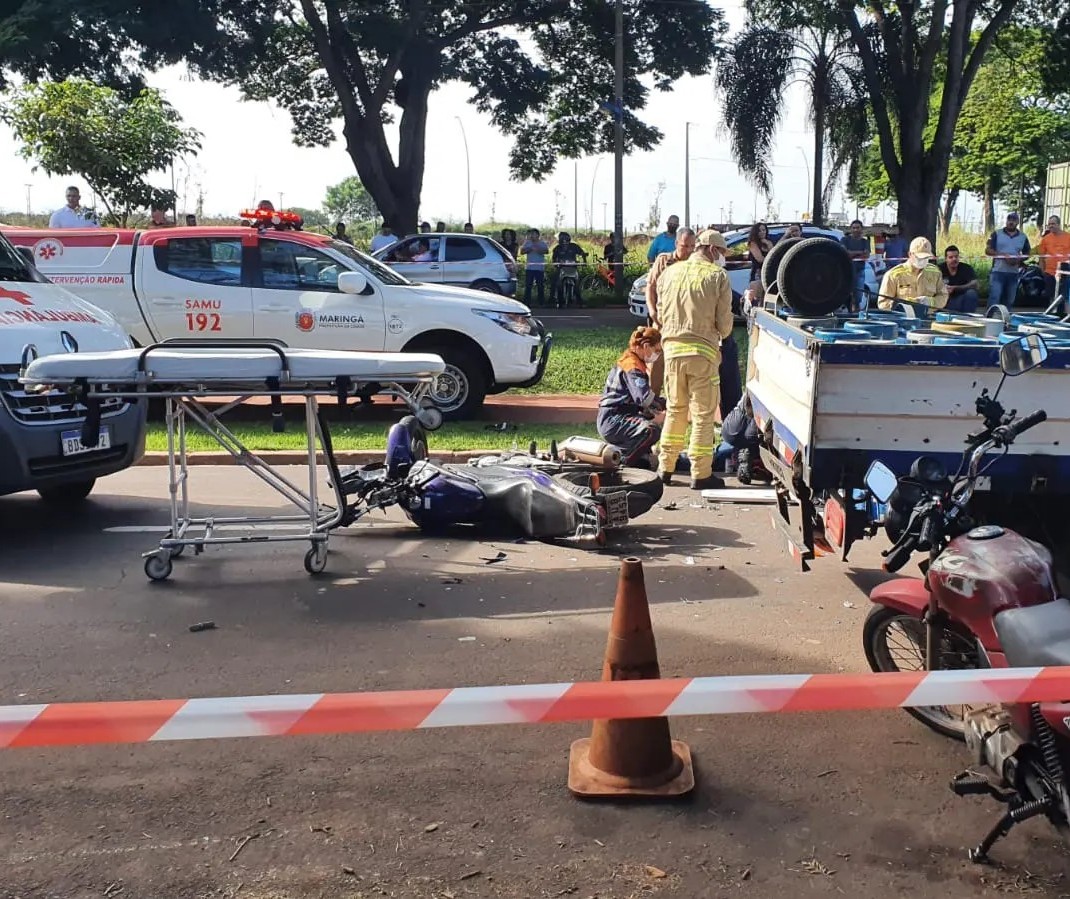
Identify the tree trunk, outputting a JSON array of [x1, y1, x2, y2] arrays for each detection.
[[983, 178, 995, 233], [940, 188, 959, 236], [811, 53, 827, 225]]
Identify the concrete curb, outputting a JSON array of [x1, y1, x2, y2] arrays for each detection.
[[135, 449, 494, 466]]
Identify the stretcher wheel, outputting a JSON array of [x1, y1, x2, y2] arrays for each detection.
[[304, 545, 327, 575], [169, 544, 186, 559], [144, 553, 173, 582]]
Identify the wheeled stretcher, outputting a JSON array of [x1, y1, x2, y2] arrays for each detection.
[[20, 340, 446, 580]]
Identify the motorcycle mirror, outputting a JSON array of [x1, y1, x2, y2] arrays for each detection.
[[1000, 334, 1048, 377], [864, 460, 898, 503]]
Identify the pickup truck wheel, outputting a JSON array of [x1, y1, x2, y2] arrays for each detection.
[[428, 347, 487, 418], [37, 478, 96, 504], [471, 279, 502, 294]]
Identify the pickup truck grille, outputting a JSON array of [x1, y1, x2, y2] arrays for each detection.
[[0, 364, 129, 425]]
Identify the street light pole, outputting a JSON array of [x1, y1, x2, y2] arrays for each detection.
[[574, 161, 578, 234], [589, 157, 604, 233], [685, 122, 692, 229], [796, 146, 810, 220], [455, 116, 472, 224], [613, 0, 625, 303]]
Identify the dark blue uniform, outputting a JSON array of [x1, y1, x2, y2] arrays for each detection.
[[597, 351, 662, 466]]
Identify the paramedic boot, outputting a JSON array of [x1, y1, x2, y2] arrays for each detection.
[[736, 448, 752, 485]]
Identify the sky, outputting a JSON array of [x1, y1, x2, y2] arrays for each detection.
[[0, 1, 883, 230]]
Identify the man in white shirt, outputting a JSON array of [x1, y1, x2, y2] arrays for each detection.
[[370, 223, 398, 253], [48, 186, 99, 229]]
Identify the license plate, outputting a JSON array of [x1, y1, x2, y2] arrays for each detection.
[[604, 490, 630, 529], [60, 426, 111, 456]]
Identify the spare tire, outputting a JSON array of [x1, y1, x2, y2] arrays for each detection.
[[776, 237, 854, 317], [761, 237, 803, 293], [552, 466, 664, 519]]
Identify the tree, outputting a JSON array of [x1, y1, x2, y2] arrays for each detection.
[[716, 4, 868, 224], [949, 29, 1070, 228], [323, 176, 378, 224], [847, 26, 1070, 233], [290, 207, 330, 230], [1, 80, 200, 226], [834, 0, 1063, 242], [150, 0, 725, 236]]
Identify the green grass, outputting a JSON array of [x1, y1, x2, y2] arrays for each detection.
[[520, 326, 632, 394], [522, 324, 750, 395], [145, 421, 600, 453]]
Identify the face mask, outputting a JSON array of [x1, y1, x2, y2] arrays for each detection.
[[910, 257, 928, 270]]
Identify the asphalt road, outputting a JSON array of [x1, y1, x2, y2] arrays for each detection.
[[1, 467, 1068, 898]]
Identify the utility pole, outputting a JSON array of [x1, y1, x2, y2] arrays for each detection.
[[574, 162, 578, 234], [455, 116, 472, 224], [684, 122, 692, 229], [613, 0, 625, 303], [24, 184, 31, 217]]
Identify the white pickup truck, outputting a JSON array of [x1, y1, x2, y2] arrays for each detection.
[[0, 230, 146, 502], [3, 225, 551, 417]]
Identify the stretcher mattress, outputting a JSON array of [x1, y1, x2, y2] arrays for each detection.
[[21, 347, 446, 386]]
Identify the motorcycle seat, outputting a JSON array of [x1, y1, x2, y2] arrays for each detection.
[[481, 477, 577, 538], [994, 599, 1070, 668]]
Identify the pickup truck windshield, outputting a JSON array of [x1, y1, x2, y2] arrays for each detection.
[[329, 240, 410, 286], [0, 234, 43, 284]]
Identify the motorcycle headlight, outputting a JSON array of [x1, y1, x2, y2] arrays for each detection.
[[473, 309, 538, 336]]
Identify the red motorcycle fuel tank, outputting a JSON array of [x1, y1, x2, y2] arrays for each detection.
[[928, 526, 1057, 650]]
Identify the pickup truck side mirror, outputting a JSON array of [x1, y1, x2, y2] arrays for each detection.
[[338, 271, 370, 295]]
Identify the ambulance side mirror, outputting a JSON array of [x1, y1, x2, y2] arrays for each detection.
[[16, 247, 34, 266]]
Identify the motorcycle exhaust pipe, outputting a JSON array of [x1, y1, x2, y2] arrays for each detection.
[[558, 436, 622, 468]]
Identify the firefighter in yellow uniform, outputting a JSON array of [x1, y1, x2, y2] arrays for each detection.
[[655, 229, 735, 490], [877, 236, 949, 312]]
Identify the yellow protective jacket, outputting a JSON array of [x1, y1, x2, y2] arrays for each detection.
[[877, 262, 949, 311], [655, 256, 734, 363]]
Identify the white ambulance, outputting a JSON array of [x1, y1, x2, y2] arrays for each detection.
[[0, 230, 146, 503], [3, 219, 551, 418]]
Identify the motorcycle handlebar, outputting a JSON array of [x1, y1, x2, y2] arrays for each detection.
[[883, 533, 918, 573], [1001, 409, 1047, 442]]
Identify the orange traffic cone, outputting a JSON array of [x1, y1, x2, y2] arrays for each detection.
[[568, 557, 695, 797]]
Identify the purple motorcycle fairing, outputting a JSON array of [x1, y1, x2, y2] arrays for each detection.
[[405, 466, 564, 529]]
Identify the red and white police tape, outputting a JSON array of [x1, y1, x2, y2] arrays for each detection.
[[3, 667, 1070, 749]]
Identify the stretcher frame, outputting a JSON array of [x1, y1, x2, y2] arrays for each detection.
[[20, 339, 445, 580]]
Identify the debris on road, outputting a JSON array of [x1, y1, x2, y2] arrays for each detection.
[[843, 601, 857, 609], [458, 870, 483, 881], [341, 865, 357, 876], [663, 501, 679, 511], [188, 620, 216, 633], [457, 636, 476, 642], [441, 577, 463, 585], [228, 832, 258, 862], [644, 865, 668, 879], [481, 551, 507, 565], [684, 556, 696, 565], [310, 824, 332, 834], [792, 851, 835, 876], [424, 822, 442, 832]]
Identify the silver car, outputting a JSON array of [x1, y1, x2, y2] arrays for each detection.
[[373, 232, 518, 295]]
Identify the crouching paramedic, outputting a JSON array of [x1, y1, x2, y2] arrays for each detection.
[[655, 229, 735, 490], [596, 326, 665, 468]]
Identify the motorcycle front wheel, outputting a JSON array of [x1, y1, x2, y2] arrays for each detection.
[[863, 605, 980, 741]]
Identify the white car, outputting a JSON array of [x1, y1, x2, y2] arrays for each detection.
[[373, 232, 518, 296], [629, 225, 880, 320], [4, 224, 550, 418]]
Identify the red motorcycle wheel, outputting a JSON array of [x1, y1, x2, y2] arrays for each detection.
[[863, 605, 980, 741]]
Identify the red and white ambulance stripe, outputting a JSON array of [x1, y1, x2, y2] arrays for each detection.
[[2, 668, 1068, 749]]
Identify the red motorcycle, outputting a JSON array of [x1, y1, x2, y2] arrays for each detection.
[[863, 334, 1070, 862]]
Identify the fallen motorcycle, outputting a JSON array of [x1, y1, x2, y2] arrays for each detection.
[[861, 333, 1070, 862], [334, 419, 663, 543]]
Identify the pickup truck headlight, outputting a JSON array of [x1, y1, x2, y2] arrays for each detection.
[[473, 309, 538, 336]]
